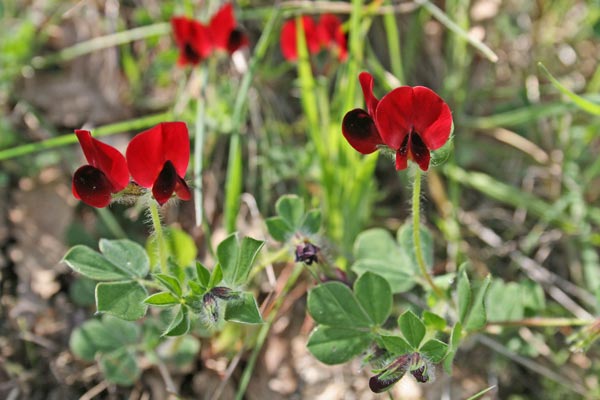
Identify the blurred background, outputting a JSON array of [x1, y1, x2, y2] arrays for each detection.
[[0, 0, 599, 399]]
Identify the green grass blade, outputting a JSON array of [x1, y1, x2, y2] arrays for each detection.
[[538, 62, 600, 116], [0, 111, 172, 160]]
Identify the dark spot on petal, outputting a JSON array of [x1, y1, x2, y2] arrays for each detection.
[[153, 160, 178, 205], [399, 134, 409, 157], [184, 43, 201, 64], [410, 131, 431, 171], [227, 28, 248, 53]]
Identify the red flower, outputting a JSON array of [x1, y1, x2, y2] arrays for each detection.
[[342, 72, 452, 171], [72, 130, 129, 208], [171, 16, 213, 65], [280, 14, 346, 61], [316, 14, 347, 61], [126, 122, 192, 205], [280, 16, 319, 61], [208, 3, 249, 54], [171, 3, 248, 66]]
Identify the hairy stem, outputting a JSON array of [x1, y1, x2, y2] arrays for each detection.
[[149, 200, 168, 274], [412, 168, 443, 297]]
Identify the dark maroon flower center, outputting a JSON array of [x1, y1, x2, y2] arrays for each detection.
[[184, 43, 201, 64], [227, 29, 246, 53], [153, 160, 178, 205]]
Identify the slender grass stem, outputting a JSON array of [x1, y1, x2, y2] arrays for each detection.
[[415, 0, 498, 63], [234, 264, 305, 400], [412, 168, 443, 297], [0, 111, 172, 161], [194, 67, 209, 226], [148, 201, 168, 274]]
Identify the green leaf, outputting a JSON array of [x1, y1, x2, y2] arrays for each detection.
[[381, 335, 413, 355], [163, 306, 190, 336], [464, 275, 491, 331], [521, 280, 545, 312], [419, 339, 448, 363], [69, 315, 139, 361], [265, 216, 291, 242], [307, 326, 372, 365], [423, 311, 446, 331], [153, 274, 182, 297], [457, 267, 472, 324], [99, 347, 140, 386], [538, 62, 600, 116], [146, 227, 197, 269], [301, 209, 322, 235], [196, 262, 211, 287], [95, 281, 148, 321], [354, 272, 392, 326], [398, 310, 425, 349], [351, 229, 416, 293], [354, 229, 402, 261], [224, 292, 263, 324], [63, 245, 131, 281], [209, 264, 223, 288], [352, 259, 416, 293], [486, 279, 524, 322], [217, 234, 265, 287], [99, 239, 149, 278], [397, 223, 433, 272], [443, 322, 462, 374], [307, 282, 372, 328], [188, 281, 205, 296], [144, 291, 180, 306], [163, 336, 201, 366], [276, 195, 305, 230]]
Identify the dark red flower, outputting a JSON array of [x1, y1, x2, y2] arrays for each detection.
[[72, 130, 129, 208], [171, 16, 213, 66], [126, 122, 191, 205], [171, 3, 248, 66], [342, 72, 452, 171], [280, 16, 320, 61]]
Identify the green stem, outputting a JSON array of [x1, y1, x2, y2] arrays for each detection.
[[0, 111, 172, 161], [138, 279, 164, 290], [95, 207, 127, 239], [149, 200, 168, 274], [194, 67, 209, 226], [412, 169, 443, 297], [235, 264, 305, 400], [31, 23, 171, 69]]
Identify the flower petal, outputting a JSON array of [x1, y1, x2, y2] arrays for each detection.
[[317, 14, 347, 61], [75, 130, 129, 192], [358, 72, 379, 117], [374, 86, 413, 150], [208, 3, 236, 51], [342, 108, 383, 154], [126, 122, 190, 189], [411, 86, 452, 150], [175, 175, 192, 201], [171, 17, 212, 65], [280, 16, 318, 61], [72, 165, 114, 208]]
